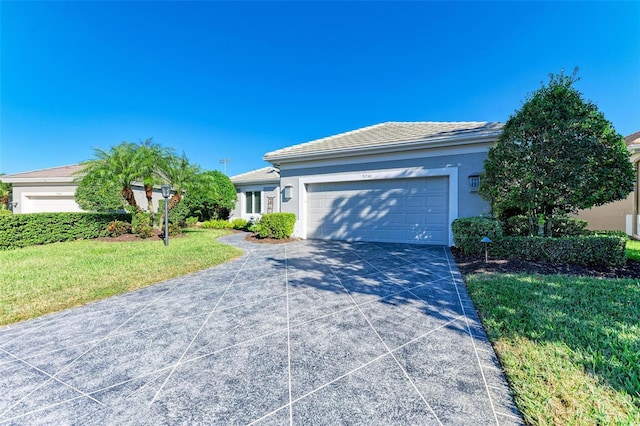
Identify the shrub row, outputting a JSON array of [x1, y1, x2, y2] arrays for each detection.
[[201, 218, 250, 231], [504, 214, 589, 237], [252, 213, 296, 239], [0, 212, 131, 250], [452, 216, 627, 267]]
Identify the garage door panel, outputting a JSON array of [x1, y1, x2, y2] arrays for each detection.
[[307, 177, 449, 245]]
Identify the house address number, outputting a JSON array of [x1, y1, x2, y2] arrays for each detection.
[[362, 174, 373, 179]]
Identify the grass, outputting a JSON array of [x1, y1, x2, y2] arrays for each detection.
[[626, 239, 640, 262], [0, 229, 242, 326], [465, 272, 640, 425]]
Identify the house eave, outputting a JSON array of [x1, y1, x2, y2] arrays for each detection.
[[0, 177, 77, 184], [263, 132, 500, 165]]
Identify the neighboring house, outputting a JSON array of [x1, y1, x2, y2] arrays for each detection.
[[229, 167, 281, 221], [232, 121, 503, 245], [0, 164, 163, 214], [575, 131, 640, 236]]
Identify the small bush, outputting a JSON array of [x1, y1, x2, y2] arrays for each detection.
[[591, 229, 629, 239], [132, 212, 153, 239], [106, 220, 131, 237], [201, 219, 232, 229], [185, 216, 198, 227], [230, 218, 249, 231], [168, 222, 183, 236], [452, 216, 503, 254], [253, 213, 296, 239], [0, 209, 12, 217]]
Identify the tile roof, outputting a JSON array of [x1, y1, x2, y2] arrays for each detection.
[[230, 167, 280, 185], [625, 131, 640, 146], [263, 121, 503, 162], [0, 164, 83, 182]]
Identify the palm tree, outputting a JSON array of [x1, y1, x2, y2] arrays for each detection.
[[164, 152, 200, 210], [133, 139, 173, 215], [78, 142, 141, 211]]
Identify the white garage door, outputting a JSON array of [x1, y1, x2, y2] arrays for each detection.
[[307, 177, 449, 245], [24, 195, 83, 213]]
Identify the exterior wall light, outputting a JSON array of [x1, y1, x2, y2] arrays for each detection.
[[283, 185, 293, 200], [161, 185, 171, 246]]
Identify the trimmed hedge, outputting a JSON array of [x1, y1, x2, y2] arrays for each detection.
[[504, 214, 589, 237], [452, 216, 626, 267], [253, 213, 296, 239], [452, 217, 503, 254], [0, 212, 131, 250], [201, 219, 233, 229], [490, 235, 626, 267]]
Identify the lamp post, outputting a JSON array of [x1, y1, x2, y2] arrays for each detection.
[[161, 185, 171, 246]]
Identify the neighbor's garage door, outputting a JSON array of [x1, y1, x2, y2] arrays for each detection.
[[24, 195, 83, 213], [307, 177, 448, 245]]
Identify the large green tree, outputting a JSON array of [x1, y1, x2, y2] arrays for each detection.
[[182, 170, 237, 221], [480, 69, 635, 236]]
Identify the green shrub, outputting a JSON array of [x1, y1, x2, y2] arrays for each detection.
[[452, 216, 503, 254], [185, 216, 198, 227], [168, 222, 183, 236], [503, 214, 589, 237], [591, 229, 629, 239], [106, 220, 131, 237], [0, 212, 131, 250], [253, 213, 296, 239], [201, 219, 232, 229], [230, 218, 249, 231], [551, 216, 589, 237], [0, 209, 12, 217], [488, 235, 626, 268], [132, 212, 153, 239], [503, 215, 531, 236]]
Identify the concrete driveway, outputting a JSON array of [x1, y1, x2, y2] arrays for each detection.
[[0, 233, 522, 425]]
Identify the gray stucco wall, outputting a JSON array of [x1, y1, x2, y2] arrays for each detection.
[[278, 150, 491, 222], [230, 183, 281, 221]]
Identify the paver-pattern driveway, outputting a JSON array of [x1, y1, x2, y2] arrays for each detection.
[[0, 233, 522, 425]]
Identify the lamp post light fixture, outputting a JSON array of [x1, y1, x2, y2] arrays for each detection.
[[161, 185, 171, 246], [480, 236, 492, 263]]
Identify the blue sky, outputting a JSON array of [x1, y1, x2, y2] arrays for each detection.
[[1, 1, 639, 177]]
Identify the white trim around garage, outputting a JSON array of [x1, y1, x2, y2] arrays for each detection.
[[295, 166, 458, 246]]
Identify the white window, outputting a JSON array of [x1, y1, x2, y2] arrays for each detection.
[[246, 191, 261, 214]]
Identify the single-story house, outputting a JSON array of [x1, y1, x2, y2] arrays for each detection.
[[231, 121, 503, 245], [0, 164, 163, 214], [575, 130, 640, 235]]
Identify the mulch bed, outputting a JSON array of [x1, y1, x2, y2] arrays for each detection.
[[243, 234, 300, 244], [451, 247, 640, 279]]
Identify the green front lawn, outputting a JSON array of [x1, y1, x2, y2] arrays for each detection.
[[626, 239, 640, 262], [0, 229, 242, 325], [466, 272, 640, 425]]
